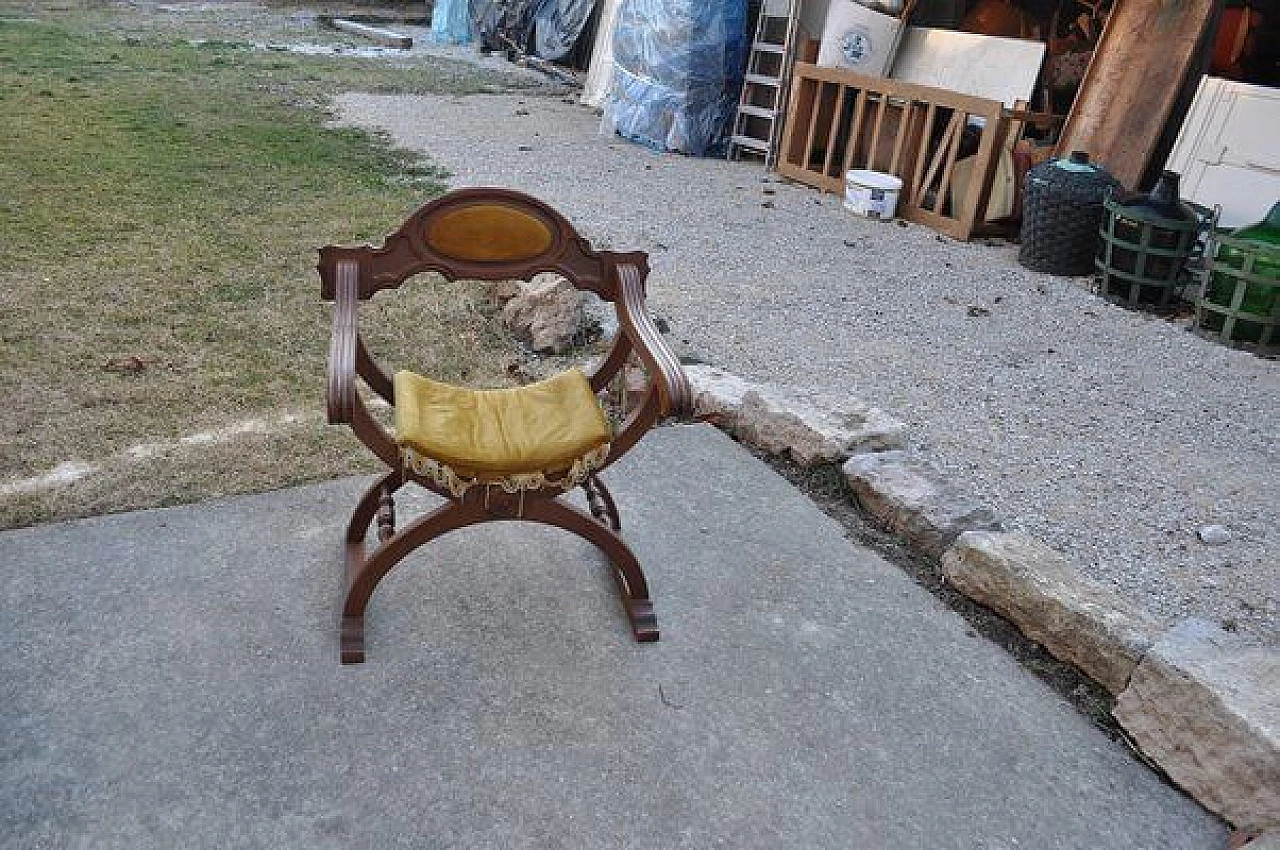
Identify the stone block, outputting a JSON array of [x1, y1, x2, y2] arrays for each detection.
[[1114, 620, 1280, 831], [843, 452, 999, 558], [684, 365, 906, 466], [941, 531, 1164, 694]]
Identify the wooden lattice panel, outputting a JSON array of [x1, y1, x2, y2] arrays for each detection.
[[777, 63, 1009, 241]]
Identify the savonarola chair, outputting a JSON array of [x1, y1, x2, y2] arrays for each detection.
[[320, 188, 693, 663]]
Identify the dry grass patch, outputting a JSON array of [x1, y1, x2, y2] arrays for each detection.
[[0, 18, 531, 527]]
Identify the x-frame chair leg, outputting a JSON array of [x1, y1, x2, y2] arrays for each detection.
[[339, 482, 658, 663], [342, 498, 487, 664], [583, 473, 622, 532], [346, 470, 404, 544], [519, 496, 659, 645]]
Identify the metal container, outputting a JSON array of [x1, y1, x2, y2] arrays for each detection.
[[1019, 151, 1121, 276]]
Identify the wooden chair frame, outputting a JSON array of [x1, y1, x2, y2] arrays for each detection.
[[320, 188, 693, 663]]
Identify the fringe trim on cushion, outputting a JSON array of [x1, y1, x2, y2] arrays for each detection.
[[402, 443, 611, 499]]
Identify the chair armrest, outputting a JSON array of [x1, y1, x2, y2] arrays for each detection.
[[327, 260, 360, 425], [326, 259, 402, 468], [613, 261, 694, 418], [326, 258, 393, 409]]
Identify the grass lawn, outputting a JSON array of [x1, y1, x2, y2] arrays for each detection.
[[0, 12, 538, 527]]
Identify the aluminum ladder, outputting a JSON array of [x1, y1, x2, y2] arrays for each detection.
[[727, 0, 800, 167]]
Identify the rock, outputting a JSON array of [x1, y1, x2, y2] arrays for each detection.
[[941, 531, 1164, 694], [484, 279, 523, 307], [735, 390, 908, 465], [843, 452, 999, 559], [500, 274, 586, 354], [1114, 620, 1280, 832], [1199, 524, 1233, 545], [684, 365, 907, 466]]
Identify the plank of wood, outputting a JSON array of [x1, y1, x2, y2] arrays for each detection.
[[956, 109, 1010, 232], [330, 18, 413, 49], [1054, 0, 1216, 189], [917, 112, 959, 206], [890, 27, 1044, 109], [869, 94, 888, 172], [802, 80, 826, 172], [888, 101, 912, 175], [840, 89, 869, 178], [821, 85, 847, 178], [903, 206, 969, 239], [932, 112, 965, 213], [793, 63, 1003, 116], [779, 76, 816, 169], [910, 101, 937, 205]]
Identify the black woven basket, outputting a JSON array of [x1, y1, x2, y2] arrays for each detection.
[[1020, 151, 1122, 276]]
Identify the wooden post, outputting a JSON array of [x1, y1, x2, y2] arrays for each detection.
[[1054, 0, 1218, 189], [330, 19, 414, 49]]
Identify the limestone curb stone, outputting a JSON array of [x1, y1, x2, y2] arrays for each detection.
[[1114, 619, 1280, 832], [941, 530, 1165, 695], [1242, 833, 1280, 850], [841, 451, 1000, 559], [684, 364, 907, 466]]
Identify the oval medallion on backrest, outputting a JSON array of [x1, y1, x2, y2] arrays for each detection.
[[424, 203, 555, 263]]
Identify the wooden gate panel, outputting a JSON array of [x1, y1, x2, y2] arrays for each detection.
[[778, 63, 1007, 241]]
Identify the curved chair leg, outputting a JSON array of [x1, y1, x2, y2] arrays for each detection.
[[582, 473, 622, 532], [346, 470, 404, 544], [522, 497, 658, 643], [342, 499, 487, 663]]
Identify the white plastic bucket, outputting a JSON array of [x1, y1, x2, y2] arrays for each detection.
[[844, 169, 903, 220]]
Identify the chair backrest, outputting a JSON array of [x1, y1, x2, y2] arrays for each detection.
[[318, 188, 647, 302]]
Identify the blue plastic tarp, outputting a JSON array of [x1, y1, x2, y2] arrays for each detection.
[[431, 0, 474, 44], [532, 0, 598, 60], [600, 0, 748, 156], [471, 0, 597, 59]]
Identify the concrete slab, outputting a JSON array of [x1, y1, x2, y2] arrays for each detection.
[[1, 425, 1224, 848]]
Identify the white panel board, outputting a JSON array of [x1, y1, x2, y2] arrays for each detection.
[[1166, 76, 1280, 228], [889, 27, 1044, 108]]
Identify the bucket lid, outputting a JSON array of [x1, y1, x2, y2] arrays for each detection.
[[846, 169, 903, 190]]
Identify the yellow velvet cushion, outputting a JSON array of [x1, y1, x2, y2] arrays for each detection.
[[393, 368, 611, 479], [424, 204, 554, 262]]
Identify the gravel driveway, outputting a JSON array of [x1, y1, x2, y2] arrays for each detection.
[[334, 90, 1277, 645]]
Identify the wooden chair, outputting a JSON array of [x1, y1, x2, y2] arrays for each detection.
[[319, 188, 693, 663]]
